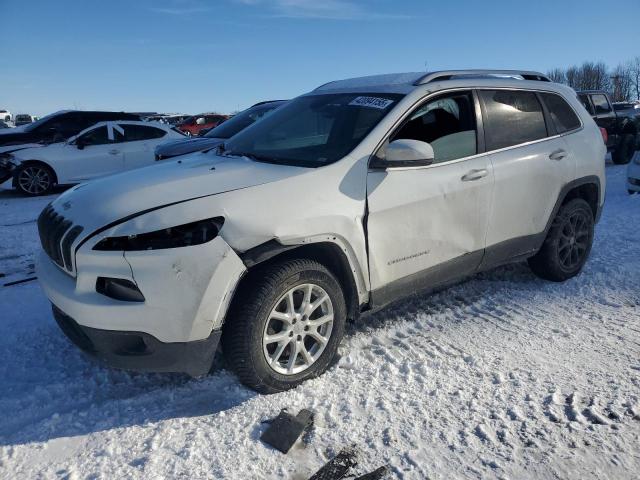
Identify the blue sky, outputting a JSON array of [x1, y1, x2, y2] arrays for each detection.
[[1, 0, 638, 116]]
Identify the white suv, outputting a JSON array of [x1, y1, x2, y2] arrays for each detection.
[[36, 70, 606, 393]]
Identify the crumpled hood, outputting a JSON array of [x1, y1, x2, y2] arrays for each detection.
[[51, 152, 306, 234], [156, 136, 224, 158]]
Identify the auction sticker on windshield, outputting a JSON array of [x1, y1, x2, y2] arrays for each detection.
[[349, 96, 394, 109]]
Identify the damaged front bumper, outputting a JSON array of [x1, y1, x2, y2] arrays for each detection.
[[37, 235, 247, 376], [52, 304, 221, 376]]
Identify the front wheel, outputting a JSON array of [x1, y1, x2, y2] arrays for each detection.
[[528, 198, 594, 282], [15, 164, 55, 196], [222, 259, 346, 393]]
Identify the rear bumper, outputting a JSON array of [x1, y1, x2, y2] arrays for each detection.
[[52, 304, 221, 376]]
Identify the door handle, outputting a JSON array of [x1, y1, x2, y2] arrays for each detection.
[[549, 149, 567, 161], [461, 169, 488, 181], [108, 149, 120, 155]]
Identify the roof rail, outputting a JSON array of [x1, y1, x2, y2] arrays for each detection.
[[414, 70, 551, 85]]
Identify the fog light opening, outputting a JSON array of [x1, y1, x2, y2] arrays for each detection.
[[96, 277, 145, 302]]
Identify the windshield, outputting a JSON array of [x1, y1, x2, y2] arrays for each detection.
[[223, 93, 402, 167], [205, 102, 285, 139]]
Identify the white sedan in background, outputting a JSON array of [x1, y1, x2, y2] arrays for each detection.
[[2, 121, 185, 195]]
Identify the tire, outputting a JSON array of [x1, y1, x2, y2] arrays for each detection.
[[611, 134, 635, 165], [15, 163, 55, 196], [222, 258, 346, 394], [528, 198, 594, 282]]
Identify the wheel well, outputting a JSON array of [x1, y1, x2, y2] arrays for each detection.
[[237, 242, 360, 322], [13, 160, 58, 185], [562, 182, 598, 218]]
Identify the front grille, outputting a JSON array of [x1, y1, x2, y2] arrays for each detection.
[[37, 204, 84, 274]]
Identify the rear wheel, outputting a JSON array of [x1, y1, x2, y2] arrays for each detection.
[[222, 258, 346, 393], [15, 164, 55, 196], [528, 198, 594, 282], [612, 134, 635, 165]]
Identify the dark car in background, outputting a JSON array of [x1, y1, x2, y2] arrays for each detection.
[[577, 91, 640, 164], [0, 110, 141, 152], [14, 114, 37, 127], [155, 100, 286, 160]]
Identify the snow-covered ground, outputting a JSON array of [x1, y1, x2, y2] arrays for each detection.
[[0, 163, 639, 480]]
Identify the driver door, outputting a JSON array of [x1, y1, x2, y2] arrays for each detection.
[[64, 124, 124, 182], [366, 90, 494, 305]]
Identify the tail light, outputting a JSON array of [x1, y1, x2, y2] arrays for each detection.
[[599, 127, 608, 145]]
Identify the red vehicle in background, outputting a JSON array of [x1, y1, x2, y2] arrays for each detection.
[[178, 113, 229, 136]]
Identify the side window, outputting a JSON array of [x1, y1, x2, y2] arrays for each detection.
[[479, 90, 547, 151], [78, 126, 111, 146], [391, 91, 477, 163], [119, 124, 167, 141], [540, 93, 581, 134], [591, 94, 612, 114], [578, 94, 594, 115]]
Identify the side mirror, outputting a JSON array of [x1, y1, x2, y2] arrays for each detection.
[[75, 138, 85, 150], [371, 139, 434, 169]]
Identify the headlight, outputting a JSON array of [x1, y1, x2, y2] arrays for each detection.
[[93, 217, 224, 251]]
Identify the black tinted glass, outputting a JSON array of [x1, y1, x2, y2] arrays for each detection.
[[540, 93, 581, 134], [591, 94, 611, 114], [79, 126, 110, 145], [120, 125, 166, 141], [480, 90, 547, 151]]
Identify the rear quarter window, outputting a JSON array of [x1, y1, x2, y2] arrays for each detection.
[[119, 124, 167, 141], [479, 90, 548, 151], [540, 93, 581, 134]]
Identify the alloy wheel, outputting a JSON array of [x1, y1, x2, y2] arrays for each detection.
[[558, 210, 590, 270], [18, 166, 51, 195], [262, 283, 334, 375]]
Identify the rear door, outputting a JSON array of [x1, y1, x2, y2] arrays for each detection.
[[116, 124, 168, 170], [366, 90, 494, 302], [479, 89, 576, 266]]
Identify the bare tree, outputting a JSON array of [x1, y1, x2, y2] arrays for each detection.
[[610, 63, 633, 102], [630, 56, 640, 101], [546, 58, 640, 99], [547, 68, 566, 84]]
